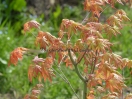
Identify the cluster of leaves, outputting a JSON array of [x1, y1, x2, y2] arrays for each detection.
[[24, 84, 43, 99], [8, 0, 132, 99]]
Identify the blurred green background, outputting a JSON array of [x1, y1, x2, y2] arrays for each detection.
[[0, 0, 132, 99]]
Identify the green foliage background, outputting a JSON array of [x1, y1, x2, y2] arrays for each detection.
[[0, 0, 132, 99]]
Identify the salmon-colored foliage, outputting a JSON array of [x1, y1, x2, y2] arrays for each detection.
[[24, 20, 40, 32], [28, 56, 54, 82], [24, 84, 43, 99], [8, 47, 28, 66]]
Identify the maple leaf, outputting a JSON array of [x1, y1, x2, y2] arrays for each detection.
[[59, 19, 80, 39], [29, 95, 38, 99], [87, 90, 95, 99], [105, 0, 117, 7], [58, 30, 64, 39], [32, 56, 44, 64], [41, 66, 51, 81], [104, 24, 121, 38], [86, 37, 112, 53], [125, 93, 132, 99], [24, 20, 40, 32], [24, 83, 43, 99], [102, 92, 119, 99], [28, 64, 42, 82], [84, 0, 103, 17], [40, 57, 55, 82], [107, 15, 122, 27], [63, 56, 73, 68], [28, 56, 54, 82], [87, 94, 95, 99], [58, 52, 64, 64], [97, 86, 105, 93], [95, 38, 112, 53], [23, 94, 30, 99], [36, 84, 44, 88], [115, 10, 131, 21], [36, 31, 62, 50], [8, 47, 28, 66], [117, 0, 124, 4], [88, 77, 101, 88], [32, 90, 41, 95], [105, 73, 125, 93], [126, 60, 132, 68], [35, 31, 49, 50], [86, 22, 103, 32], [44, 57, 54, 66]]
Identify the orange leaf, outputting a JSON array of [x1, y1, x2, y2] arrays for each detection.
[[87, 94, 95, 99], [125, 93, 132, 99], [23, 94, 30, 99], [97, 86, 105, 93], [117, 0, 124, 5], [63, 57, 73, 68], [24, 20, 40, 32], [84, 0, 103, 17], [32, 90, 41, 95], [35, 31, 48, 50], [28, 65, 34, 82], [8, 47, 28, 66], [87, 90, 95, 99]]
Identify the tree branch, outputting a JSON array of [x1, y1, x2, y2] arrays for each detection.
[[68, 49, 88, 99], [68, 49, 86, 82], [68, 49, 77, 66], [81, 12, 90, 24], [91, 51, 98, 74], [76, 48, 88, 65]]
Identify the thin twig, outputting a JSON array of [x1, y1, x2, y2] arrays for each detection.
[[58, 66, 79, 99], [31, 32, 37, 38], [99, 5, 109, 17], [68, 49, 86, 82], [77, 51, 86, 65], [81, 12, 90, 24], [91, 51, 98, 74], [68, 49, 87, 99], [54, 60, 79, 99], [51, 67, 68, 83], [76, 48, 89, 65], [68, 49, 77, 66]]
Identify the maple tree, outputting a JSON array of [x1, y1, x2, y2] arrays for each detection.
[[8, 0, 132, 99]]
